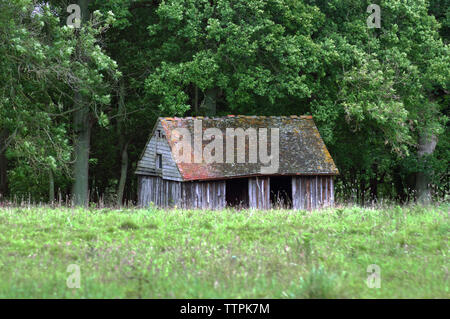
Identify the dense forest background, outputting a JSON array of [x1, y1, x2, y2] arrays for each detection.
[[0, 0, 448, 206]]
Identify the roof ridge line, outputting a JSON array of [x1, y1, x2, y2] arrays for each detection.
[[161, 115, 313, 120]]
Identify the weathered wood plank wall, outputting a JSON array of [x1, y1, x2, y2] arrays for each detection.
[[138, 176, 182, 207], [138, 176, 225, 209], [139, 175, 335, 210], [181, 181, 226, 209], [136, 122, 183, 181], [248, 177, 270, 209], [292, 176, 334, 210]]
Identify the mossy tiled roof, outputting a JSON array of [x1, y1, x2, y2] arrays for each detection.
[[155, 115, 338, 181]]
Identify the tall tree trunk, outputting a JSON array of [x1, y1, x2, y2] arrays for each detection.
[[116, 81, 128, 207], [201, 88, 218, 116], [49, 169, 55, 204], [117, 140, 129, 207], [72, 92, 91, 206], [0, 128, 8, 199], [416, 133, 438, 204], [369, 164, 378, 202], [72, 0, 91, 207]]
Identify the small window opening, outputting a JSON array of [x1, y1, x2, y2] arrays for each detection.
[[156, 154, 162, 169]]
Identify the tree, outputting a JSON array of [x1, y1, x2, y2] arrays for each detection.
[[0, 0, 119, 204], [67, 1, 119, 206], [91, 0, 161, 205], [145, 0, 326, 116], [1, 0, 447, 204], [306, 0, 449, 203], [0, 0, 73, 202]]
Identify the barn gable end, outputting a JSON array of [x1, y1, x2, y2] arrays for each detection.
[[136, 120, 183, 181]]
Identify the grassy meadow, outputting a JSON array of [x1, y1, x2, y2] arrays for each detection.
[[0, 204, 448, 298]]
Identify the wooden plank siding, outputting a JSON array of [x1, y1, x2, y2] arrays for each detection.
[[248, 177, 270, 209], [138, 175, 225, 209], [136, 122, 183, 181], [291, 176, 334, 210], [139, 175, 334, 210], [181, 181, 226, 210], [138, 176, 182, 208]]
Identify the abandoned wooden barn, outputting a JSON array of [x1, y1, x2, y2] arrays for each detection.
[[136, 115, 338, 210]]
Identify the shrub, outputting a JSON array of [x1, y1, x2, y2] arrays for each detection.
[[119, 220, 139, 230]]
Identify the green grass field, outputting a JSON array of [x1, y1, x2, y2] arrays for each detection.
[[0, 205, 448, 298]]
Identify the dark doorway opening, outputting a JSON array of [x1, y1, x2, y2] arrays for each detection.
[[270, 176, 292, 208], [226, 178, 249, 208]]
